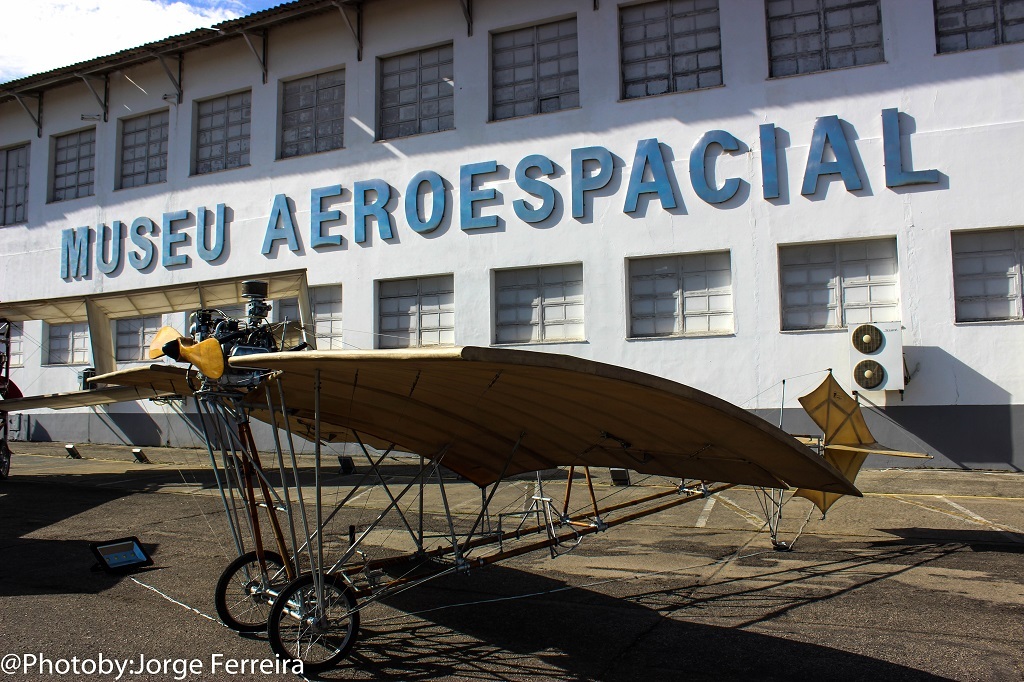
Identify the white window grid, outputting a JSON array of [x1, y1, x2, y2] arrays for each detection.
[[195, 91, 251, 174], [278, 286, 345, 349], [492, 18, 579, 121], [952, 228, 1024, 322], [281, 69, 345, 159], [379, 44, 454, 140], [120, 110, 169, 189], [766, 0, 883, 77], [116, 316, 162, 362], [629, 252, 733, 337], [0, 143, 29, 225], [311, 286, 344, 349], [3, 321, 23, 368], [495, 264, 584, 344], [52, 128, 95, 202], [780, 238, 899, 330], [935, 0, 1024, 53], [47, 322, 90, 365], [379, 276, 455, 348], [620, 0, 723, 100]]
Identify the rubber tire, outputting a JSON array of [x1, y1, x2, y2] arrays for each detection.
[[214, 550, 287, 632], [0, 440, 10, 480], [267, 573, 360, 674]]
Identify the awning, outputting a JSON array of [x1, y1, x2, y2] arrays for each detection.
[[0, 270, 308, 323]]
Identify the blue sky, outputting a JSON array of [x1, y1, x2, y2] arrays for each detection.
[[0, 1, 288, 83]]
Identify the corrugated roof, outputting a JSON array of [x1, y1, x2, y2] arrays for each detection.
[[0, 0, 357, 102]]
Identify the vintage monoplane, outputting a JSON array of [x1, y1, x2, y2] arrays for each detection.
[[0, 282, 927, 672]]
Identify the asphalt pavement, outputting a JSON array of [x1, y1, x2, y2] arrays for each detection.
[[0, 442, 1021, 681]]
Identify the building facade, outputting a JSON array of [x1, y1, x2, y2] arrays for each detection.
[[1, 0, 1022, 469]]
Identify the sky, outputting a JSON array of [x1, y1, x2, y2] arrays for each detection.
[[0, 0, 286, 83]]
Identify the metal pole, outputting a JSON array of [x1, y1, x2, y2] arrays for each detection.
[[276, 378, 317, 578], [263, 384, 300, 576], [314, 369, 325, 607], [196, 396, 244, 556]]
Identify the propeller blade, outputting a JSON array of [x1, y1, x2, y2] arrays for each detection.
[[149, 326, 184, 359], [177, 337, 225, 379]]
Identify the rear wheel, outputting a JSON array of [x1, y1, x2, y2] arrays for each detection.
[[214, 550, 288, 632], [267, 573, 360, 673], [0, 440, 10, 479]]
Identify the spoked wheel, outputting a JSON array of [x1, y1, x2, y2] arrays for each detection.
[[268, 573, 360, 673], [0, 440, 11, 480], [215, 550, 288, 632]]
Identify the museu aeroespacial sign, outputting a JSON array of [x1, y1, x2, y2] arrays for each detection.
[[60, 108, 940, 280]]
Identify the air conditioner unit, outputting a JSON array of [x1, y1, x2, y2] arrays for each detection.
[[848, 322, 904, 392]]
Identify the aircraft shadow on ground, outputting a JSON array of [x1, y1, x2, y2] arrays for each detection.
[[873, 527, 1024, 553], [307, 545, 951, 681], [0, 478, 162, 597]]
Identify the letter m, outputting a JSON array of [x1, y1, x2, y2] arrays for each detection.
[[61, 226, 91, 279]]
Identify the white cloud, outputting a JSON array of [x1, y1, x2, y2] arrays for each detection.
[[0, 1, 256, 83]]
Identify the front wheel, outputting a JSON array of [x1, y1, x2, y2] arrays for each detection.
[[214, 550, 288, 632], [267, 573, 360, 673]]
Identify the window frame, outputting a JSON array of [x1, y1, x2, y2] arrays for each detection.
[[118, 109, 169, 190], [193, 90, 252, 176], [115, 315, 163, 363], [493, 263, 585, 344], [51, 127, 96, 203], [3, 321, 23, 368], [377, 43, 455, 141], [490, 16, 580, 121], [951, 227, 1024, 323], [0, 142, 29, 226], [46, 321, 90, 366], [778, 237, 900, 331], [765, 0, 885, 79], [279, 67, 346, 160], [377, 275, 455, 349], [934, 0, 1024, 54], [628, 251, 735, 339], [619, 0, 724, 100]]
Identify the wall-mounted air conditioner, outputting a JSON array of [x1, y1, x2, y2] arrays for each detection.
[[849, 322, 904, 392]]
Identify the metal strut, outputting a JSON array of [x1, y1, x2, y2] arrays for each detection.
[[77, 74, 109, 122], [240, 31, 268, 84], [333, 1, 363, 61]]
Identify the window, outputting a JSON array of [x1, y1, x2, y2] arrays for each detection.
[[620, 0, 722, 99], [119, 110, 169, 189], [116, 316, 162, 362], [629, 252, 733, 337], [311, 286, 344, 349], [280, 69, 345, 158], [952, 228, 1024, 321], [379, 45, 454, 139], [52, 129, 95, 201], [47, 322, 90, 365], [0, 143, 29, 225], [780, 238, 899, 330], [494, 264, 584, 343], [766, 0, 883, 77], [195, 91, 251, 174], [279, 286, 345, 348], [379, 276, 454, 348], [934, 0, 1024, 53], [492, 18, 579, 120], [3, 321, 23, 368]]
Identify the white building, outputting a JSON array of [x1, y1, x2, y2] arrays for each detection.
[[0, 0, 1021, 469]]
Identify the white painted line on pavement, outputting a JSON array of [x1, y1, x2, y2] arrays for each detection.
[[695, 496, 717, 528]]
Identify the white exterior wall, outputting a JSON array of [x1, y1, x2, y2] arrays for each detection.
[[1, 0, 1022, 464]]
